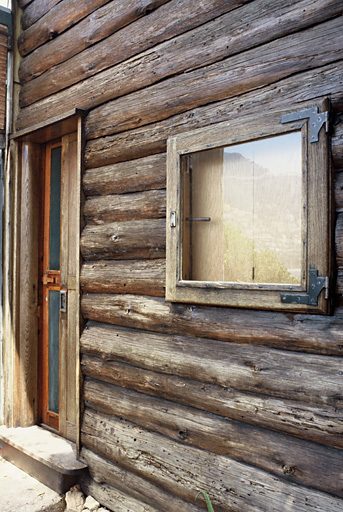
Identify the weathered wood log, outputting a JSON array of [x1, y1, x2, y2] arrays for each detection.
[[80, 296, 343, 355], [18, 0, 33, 8], [17, 0, 111, 56], [84, 61, 343, 169], [80, 259, 165, 295], [337, 269, 343, 295], [83, 154, 166, 197], [81, 219, 165, 261], [333, 116, 343, 168], [16, 14, 343, 131], [81, 409, 343, 512], [21, 0, 61, 29], [19, 0, 171, 82], [335, 213, 343, 266], [81, 473, 160, 512], [19, 0, 343, 106], [335, 171, 343, 212], [81, 354, 343, 448], [84, 16, 343, 139], [83, 378, 343, 494], [80, 322, 343, 407], [84, 189, 166, 224], [81, 449, 203, 512]]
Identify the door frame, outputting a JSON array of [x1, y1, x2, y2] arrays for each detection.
[[3, 110, 85, 448]]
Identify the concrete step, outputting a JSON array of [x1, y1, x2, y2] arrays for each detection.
[[0, 425, 87, 494], [0, 456, 65, 512]]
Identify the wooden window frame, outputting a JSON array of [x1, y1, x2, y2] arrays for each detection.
[[166, 100, 332, 314]]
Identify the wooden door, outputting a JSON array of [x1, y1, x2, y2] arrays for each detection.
[[39, 140, 62, 430]]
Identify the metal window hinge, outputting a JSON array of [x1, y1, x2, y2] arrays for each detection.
[[281, 107, 329, 143], [281, 269, 329, 306]]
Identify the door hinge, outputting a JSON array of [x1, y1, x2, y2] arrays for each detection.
[[281, 269, 329, 306], [281, 107, 329, 143]]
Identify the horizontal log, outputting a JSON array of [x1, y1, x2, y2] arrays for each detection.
[[19, 0, 343, 106], [81, 474, 160, 512], [333, 118, 343, 168], [80, 322, 343, 407], [81, 296, 343, 355], [18, 0, 33, 8], [83, 153, 166, 197], [85, 17, 343, 139], [337, 269, 343, 295], [16, 9, 343, 131], [81, 450, 202, 512], [81, 219, 165, 260], [17, 0, 249, 119], [81, 354, 343, 448], [84, 61, 343, 169], [21, 0, 61, 29], [334, 171, 343, 212], [84, 189, 165, 224], [19, 0, 170, 83], [84, 378, 343, 495], [80, 259, 165, 295], [17, 0, 111, 56], [82, 409, 343, 512], [336, 213, 343, 266]]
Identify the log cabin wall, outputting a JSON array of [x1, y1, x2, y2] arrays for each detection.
[[15, 0, 343, 511]]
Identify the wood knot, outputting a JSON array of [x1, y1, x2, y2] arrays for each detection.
[[282, 465, 296, 475], [178, 429, 189, 440]]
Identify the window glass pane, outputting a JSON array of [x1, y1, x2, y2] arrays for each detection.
[[182, 132, 303, 285], [48, 290, 59, 414], [49, 146, 61, 270]]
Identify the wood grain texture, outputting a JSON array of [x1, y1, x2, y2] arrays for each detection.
[[81, 451, 203, 512], [21, 0, 61, 29], [84, 189, 166, 224], [81, 354, 343, 448], [80, 259, 165, 295], [80, 322, 343, 407], [81, 409, 343, 512], [81, 473, 161, 512], [17, 0, 111, 56], [17, 0, 34, 8], [336, 213, 343, 266], [86, 16, 343, 139], [19, 0, 171, 82], [80, 219, 165, 260], [83, 378, 343, 495], [83, 154, 166, 197], [84, 61, 343, 169], [16, 11, 343, 131], [80, 296, 343, 355], [18, 143, 40, 426], [19, 0, 343, 106], [335, 171, 343, 212]]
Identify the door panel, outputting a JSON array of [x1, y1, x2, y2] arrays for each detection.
[[40, 140, 62, 430]]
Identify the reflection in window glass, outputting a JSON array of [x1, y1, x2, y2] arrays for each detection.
[[182, 132, 303, 285]]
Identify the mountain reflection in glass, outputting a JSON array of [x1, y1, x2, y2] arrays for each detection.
[[181, 132, 303, 285]]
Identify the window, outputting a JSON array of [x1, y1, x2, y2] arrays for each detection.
[[166, 101, 331, 313]]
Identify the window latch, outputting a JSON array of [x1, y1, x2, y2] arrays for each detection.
[[281, 107, 329, 143], [281, 269, 329, 305]]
